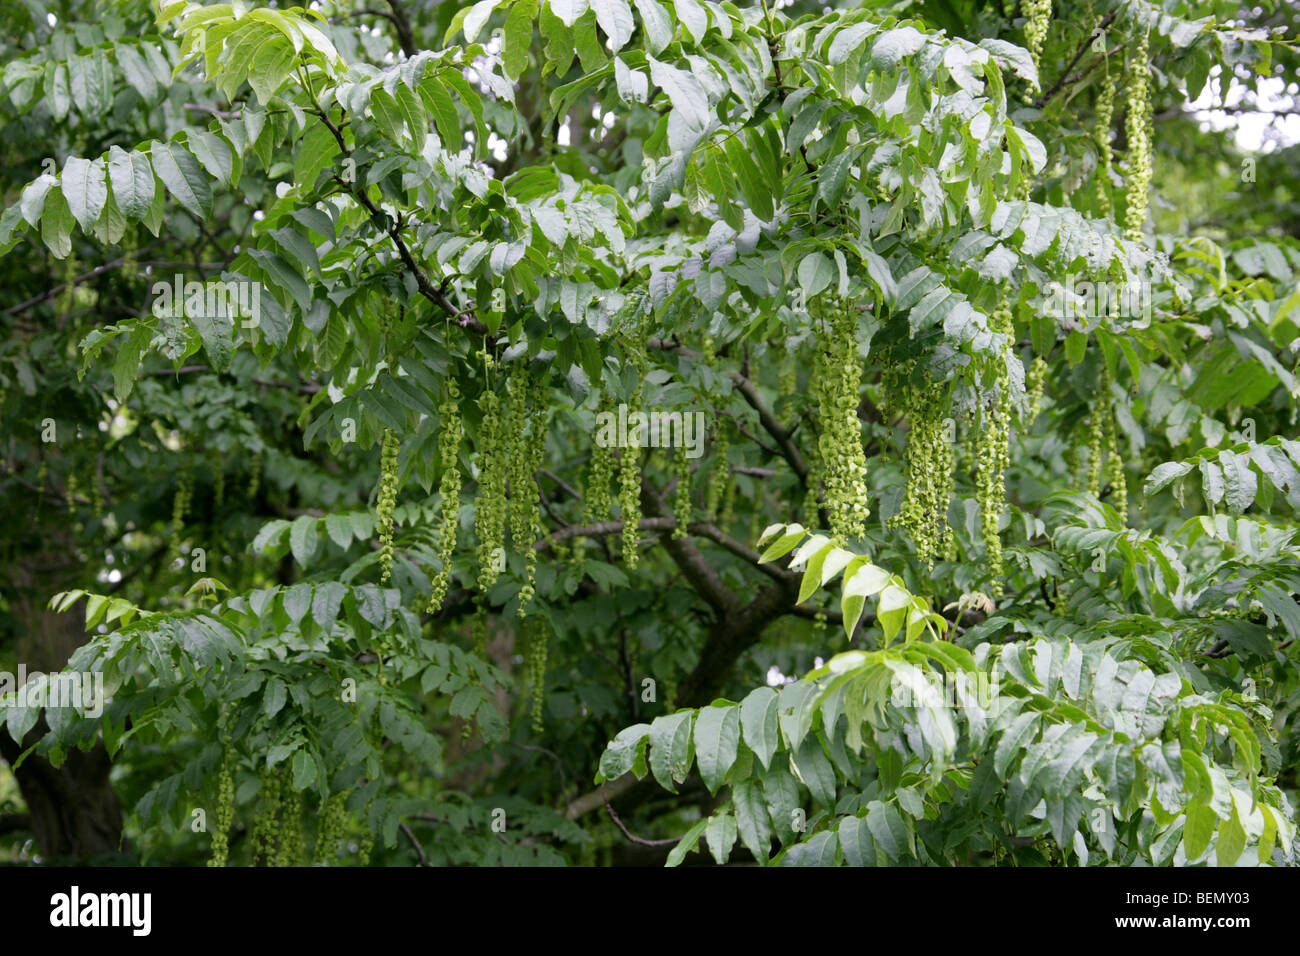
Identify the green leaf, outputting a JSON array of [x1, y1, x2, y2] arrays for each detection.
[[503, 0, 538, 79], [39, 187, 74, 258], [420, 78, 461, 149], [674, 0, 709, 43], [758, 524, 806, 563], [395, 83, 428, 146], [829, 22, 875, 64], [875, 583, 910, 642], [840, 558, 886, 640], [1182, 797, 1217, 860], [106, 146, 156, 220], [186, 129, 235, 187], [289, 514, 320, 567], [790, 735, 837, 807], [1219, 450, 1257, 514], [246, 30, 296, 104], [647, 710, 694, 792], [1143, 461, 1194, 497], [798, 251, 835, 300], [864, 799, 909, 861], [598, 722, 651, 781], [151, 142, 213, 219], [665, 818, 708, 867], [369, 87, 408, 146], [551, 0, 589, 27], [591, 0, 634, 52], [61, 156, 107, 232], [732, 780, 772, 861], [292, 748, 318, 790], [111, 323, 150, 401], [739, 686, 779, 769], [693, 704, 740, 794], [116, 43, 158, 100], [631, 0, 672, 54], [994, 712, 1039, 776], [838, 815, 876, 866], [646, 56, 708, 130], [705, 813, 737, 864], [1215, 804, 1246, 866]]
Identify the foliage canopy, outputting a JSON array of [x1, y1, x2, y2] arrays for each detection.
[[1, 0, 1299, 867]]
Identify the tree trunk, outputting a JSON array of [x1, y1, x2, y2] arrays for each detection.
[[1, 545, 124, 861], [0, 725, 122, 860]]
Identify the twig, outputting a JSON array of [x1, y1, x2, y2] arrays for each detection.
[[603, 787, 678, 847], [398, 821, 431, 866], [1036, 10, 1117, 109]]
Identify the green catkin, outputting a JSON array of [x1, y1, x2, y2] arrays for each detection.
[[65, 472, 79, 513], [247, 452, 261, 500], [661, 675, 678, 713], [1086, 400, 1105, 499], [275, 784, 305, 867], [1071, 433, 1089, 490], [506, 370, 530, 545], [249, 769, 281, 866], [375, 429, 400, 585], [58, 252, 78, 316], [314, 793, 348, 865], [618, 389, 644, 569], [512, 372, 548, 616], [1025, 356, 1048, 421], [1123, 30, 1153, 241], [472, 603, 488, 658], [802, 419, 823, 525], [1095, 67, 1116, 219], [208, 736, 234, 867], [525, 616, 550, 732], [170, 470, 192, 556], [1106, 411, 1126, 521], [356, 797, 375, 865], [583, 392, 617, 529], [813, 298, 870, 544], [426, 380, 463, 615], [889, 372, 955, 569], [1023, 0, 1051, 74], [121, 226, 137, 279], [705, 420, 730, 520], [1091, 366, 1126, 517], [977, 301, 1014, 597], [475, 388, 508, 596], [719, 462, 738, 531], [779, 351, 797, 399], [672, 442, 691, 539]]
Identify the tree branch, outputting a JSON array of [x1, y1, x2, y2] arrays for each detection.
[[1035, 10, 1117, 109]]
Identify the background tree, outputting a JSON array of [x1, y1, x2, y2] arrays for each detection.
[[0, 0, 1297, 865]]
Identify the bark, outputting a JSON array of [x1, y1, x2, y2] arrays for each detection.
[[1, 542, 124, 860], [0, 724, 122, 860]]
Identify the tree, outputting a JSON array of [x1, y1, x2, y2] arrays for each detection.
[[0, 0, 1297, 866]]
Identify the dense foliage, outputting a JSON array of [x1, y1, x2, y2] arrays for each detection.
[[1, 0, 1298, 867]]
